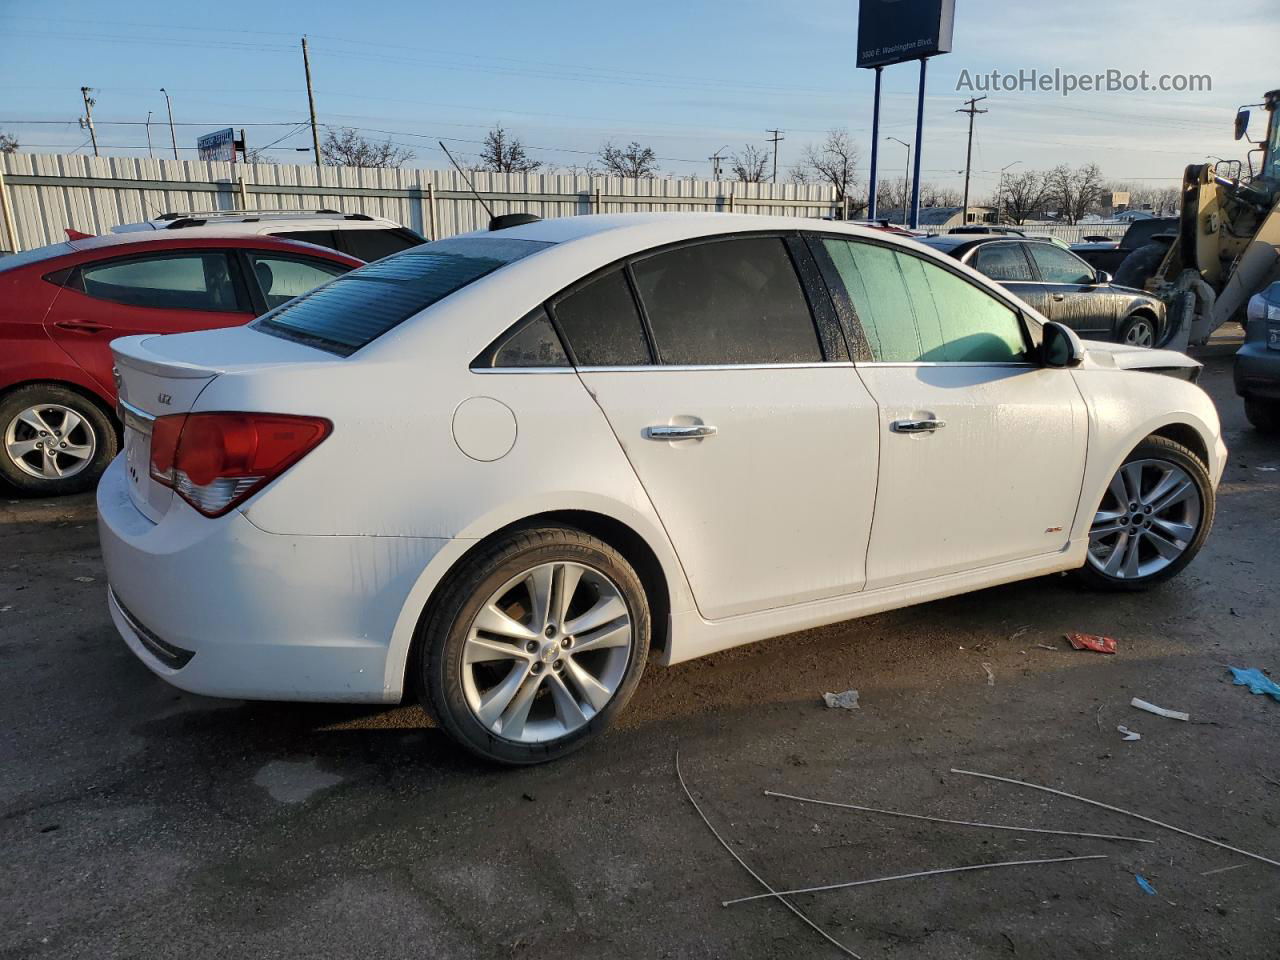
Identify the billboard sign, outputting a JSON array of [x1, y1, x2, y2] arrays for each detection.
[[857, 0, 955, 69], [197, 127, 236, 163]]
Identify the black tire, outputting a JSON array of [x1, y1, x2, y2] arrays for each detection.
[[1113, 241, 1169, 289], [1075, 435, 1214, 592], [1243, 396, 1280, 434], [1117, 311, 1158, 347], [0, 384, 118, 496], [419, 525, 650, 765]]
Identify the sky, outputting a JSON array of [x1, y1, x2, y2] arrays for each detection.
[[0, 0, 1271, 196]]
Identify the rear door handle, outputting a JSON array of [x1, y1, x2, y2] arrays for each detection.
[[891, 418, 946, 434], [644, 424, 717, 441], [1051, 293, 1065, 301], [54, 319, 112, 334]]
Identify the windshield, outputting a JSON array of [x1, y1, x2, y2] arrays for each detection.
[[0, 241, 75, 274], [254, 236, 552, 355], [1265, 106, 1280, 182]]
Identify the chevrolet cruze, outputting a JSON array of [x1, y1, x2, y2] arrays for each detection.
[[98, 213, 1225, 764]]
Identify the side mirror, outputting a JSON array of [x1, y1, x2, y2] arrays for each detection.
[[1234, 108, 1250, 141], [1094, 270, 1113, 285], [1041, 321, 1084, 368]]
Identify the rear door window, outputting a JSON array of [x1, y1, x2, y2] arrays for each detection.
[[340, 229, 423, 262], [79, 253, 240, 311], [273, 230, 340, 252], [970, 242, 1035, 281], [631, 236, 822, 365], [485, 306, 569, 367], [551, 268, 652, 366], [254, 236, 550, 355]]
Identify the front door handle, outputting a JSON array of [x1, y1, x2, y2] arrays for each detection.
[[1051, 293, 1065, 301], [644, 424, 717, 441], [891, 418, 946, 434]]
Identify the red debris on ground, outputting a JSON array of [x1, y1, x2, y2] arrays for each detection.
[[1065, 633, 1117, 654]]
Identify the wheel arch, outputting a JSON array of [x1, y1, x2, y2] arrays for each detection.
[[394, 507, 679, 703], [1149, 421, 1209, 468], [0, 375, 119, 429]]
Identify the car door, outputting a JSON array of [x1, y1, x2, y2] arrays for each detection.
[[965, 241, 1051, 315], [41, 250, 253, 395], [812, 236, 1088, 590], [561, 235, 880, 621], [1025, 242, 1114, 337], [238, 250, 352, 312]]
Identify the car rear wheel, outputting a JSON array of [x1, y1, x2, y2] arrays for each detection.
[[0, 384, 118, 496], [419, 526, 650, 765], [1076, 436, 1213, 592], [1118, 313, 1157, 347], [1243, 396, 1280, 434]]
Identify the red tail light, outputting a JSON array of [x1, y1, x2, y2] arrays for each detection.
[[149, 412, 331, 517]]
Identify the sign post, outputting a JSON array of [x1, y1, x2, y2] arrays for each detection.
[[197, 127, 236, 164], [857, 0, 955, 229]]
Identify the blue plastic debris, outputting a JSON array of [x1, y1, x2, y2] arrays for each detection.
[[1135, 874, 1158, 896], [1228, 667, 1280, 703]]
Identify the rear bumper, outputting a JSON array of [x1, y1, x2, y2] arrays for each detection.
[[97, 455, 450, 703], [1234, 342, 1280, 399]]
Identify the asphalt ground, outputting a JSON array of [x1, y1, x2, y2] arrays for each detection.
[[2, 338, 1277, 959]]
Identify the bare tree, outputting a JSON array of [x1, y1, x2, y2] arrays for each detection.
[[478, 124, 540, 174], [875, 177, 911, 217], [791, 128, 860, 203], [997, 169, 1050, 224], [1046, 162, 1104, 224], [320, 127, 414, 168], [0, 129, 17, 154], [730, 144, 768, 183], [598, 141, 658, 179], [919, 183, 962, 208]]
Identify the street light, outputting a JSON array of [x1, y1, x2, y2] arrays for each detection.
[[160, 88, 178, 161], [996, 160, 1022, 225], [145, 111, 153, 158], [887, 136, 911, 226]]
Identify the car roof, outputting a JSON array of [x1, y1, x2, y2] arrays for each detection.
[[918, 233, 1060, 258], [36, 230, 364, 264], [112, 211, 403, 234]]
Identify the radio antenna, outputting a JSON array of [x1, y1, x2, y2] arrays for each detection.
[[438, 141, 494, 219]]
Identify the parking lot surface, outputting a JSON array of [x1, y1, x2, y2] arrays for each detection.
[[2, 341, 1277, 959]]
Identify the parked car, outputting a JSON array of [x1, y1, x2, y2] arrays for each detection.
[[1235, 280, 1280, 432], [112, 209, 425, 262], [920, 234, 1167, 346], [99, 213, 1224, 765], [0, 232, 360, 495], [948, 225, 1027, 237], [1070, 217, 1177, 279]]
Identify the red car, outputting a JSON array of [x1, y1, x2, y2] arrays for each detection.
[[1, 233, 361, 495]]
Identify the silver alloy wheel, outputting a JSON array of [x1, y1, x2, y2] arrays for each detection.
[[3, 403, 97, 480], [1088, 458, 1202, 580], [461, 560, 632, 744], [1123, 317, 1155, 347]]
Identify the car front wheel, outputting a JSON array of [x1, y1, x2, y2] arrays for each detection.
[[1077, 436, 1214, 591], [1118, 313, 1157, 347], [0, 384, 118, 496], [420, 526, 650, 765]]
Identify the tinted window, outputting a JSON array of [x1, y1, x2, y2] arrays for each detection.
[[971, 242, 1034, 281], [273, 230, 340, 252], [80, 253, 238, 311], [490, 306, 569, 367], [632, 237, 821, 365], [254, 236, 550, 356], [823, 240, 1026, 363], [246, 253, 349, 310], [552, 269, 651, 366], [1027, 244, 1094, 284], [342, 229, 423, 262]]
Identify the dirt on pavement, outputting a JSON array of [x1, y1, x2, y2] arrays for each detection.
[[1, 341, 1277, 959]]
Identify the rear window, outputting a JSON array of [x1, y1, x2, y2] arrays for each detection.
[[254, 236, 551, 355]]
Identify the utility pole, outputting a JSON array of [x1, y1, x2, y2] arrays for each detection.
[[956, 95, 988, 226], [79, 87, 99, 157], [302, 36, 322, 170], [708, 145, 729, 181], [160, 88, 178, 160], [765, 129, 784, 183], [145, 111, 154, 158], [887, 136, 911, 226]]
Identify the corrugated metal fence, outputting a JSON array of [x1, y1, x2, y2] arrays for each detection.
[[0, 153, 841, 253]]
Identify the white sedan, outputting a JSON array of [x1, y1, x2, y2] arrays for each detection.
[[98, 213, 1226, 764]]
